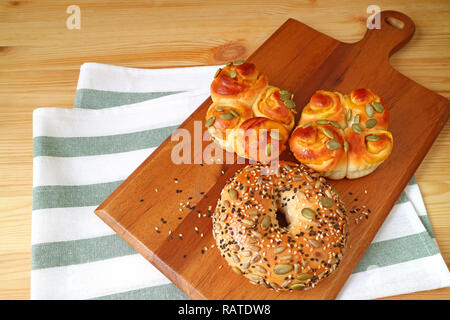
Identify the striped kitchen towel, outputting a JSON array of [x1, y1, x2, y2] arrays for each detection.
[[31, 63, 450, 300]]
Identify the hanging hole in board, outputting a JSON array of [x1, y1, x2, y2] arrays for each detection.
[[385, 16, 405, 30]]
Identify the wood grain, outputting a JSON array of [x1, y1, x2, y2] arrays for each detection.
[[0, 0, 449, 300], [95, 12, 449, 299]]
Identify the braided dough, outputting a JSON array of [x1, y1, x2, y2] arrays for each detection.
[[289, 88, 393, 179], [206, 61, 296, 162]]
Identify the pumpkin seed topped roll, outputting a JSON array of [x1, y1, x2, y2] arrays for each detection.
[[344, 88, 389, 130], [289, 122, 347, 180], [205, 101, 253, 153], [212, 161, 348, 292], [235, 117, 291, 163], [206, 61, 296, 162], [289, 88, 394, 179], [252, 86, 296, 132], [345, 128, 393, 179], [300, 90, 347, 129], [211, 61, 269, 107]]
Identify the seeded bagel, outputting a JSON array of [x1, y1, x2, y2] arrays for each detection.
[[212, 161, 348, 292]]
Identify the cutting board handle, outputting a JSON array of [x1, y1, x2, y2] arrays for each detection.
[[362, 10, 415, 58]]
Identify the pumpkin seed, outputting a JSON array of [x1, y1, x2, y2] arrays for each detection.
[[228, 188, 238, 200], [330, 121, 341, 129], [232, 254, 240, 263], [223, 200, 230, 208], [323, 128, 334, 139], [233, 59, 245, 65], [284, 99, 295, 109], [251, 254, 261, 263], [226, 61, 232, 66], [290, 283, 305, 290], [366, 135, 380, 141], [296, 273, 312, 281], [344, 141, 349, 152], [321, 197, 334, 208], [346, 108, 352, 121], [336, 208, 344, 217], [220, 112, 234, 120], [232, 244, 240, 251], [316, 119, 329, 125], [229, 70, 237, 78], [309, 239, 321, 248], [274, 246, 286, 254], [301, 208, 315, 220], [354, 114, 360, 124], [220, 213, 228, 222], [365, 118, 377, 128], [215, 105, 224, 111], [270, 131, 280, 140], [280, 92, 291, 101], [261, 216, 271, 230], [205, 116, 215, 128], [249, 245, 260, 252], [248, 209, 258, 215], [372, 101, 385, 113], [352, 123, 362, 133], [294, 263, 300, 273], [365, 104, 374, 117], [214, 68, 222, 78], [301, 121, 312, 128], [232, 266, 242, 275], [326, 139, 341, 150], [229, 109, 240, 118], [273, 264, 293, 275]]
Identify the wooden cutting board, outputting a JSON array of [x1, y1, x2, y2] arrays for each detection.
[[95, 11, 449, 299]]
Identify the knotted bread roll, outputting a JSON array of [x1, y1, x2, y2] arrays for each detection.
[[289, 89, 393, 179], [206, 61, 296, 162]]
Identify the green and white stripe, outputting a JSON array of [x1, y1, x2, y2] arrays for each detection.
[[31, 63, 449, 300]]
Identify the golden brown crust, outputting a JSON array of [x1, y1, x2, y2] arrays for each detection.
[[289, 88, 393, 179], [344, 88, 389, 130], [211, 62, 269, 106], [300, 91, 347, 129], [252, 86, 295, 131], [234, 117, 291, 163], [212, 161, 348, 292], [289, 123, 347, 180], [345, 128, 393, 179], [207, 62, 295, 161]]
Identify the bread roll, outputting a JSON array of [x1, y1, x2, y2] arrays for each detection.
[[252, 86, 295, 131], [289, 122, 347, 179], [235, 117, 291, 163], [300, 90, 347, 129], [345, 128, 393, 179], [344, 88, 389, 130], [205, 101, 253, 152], [211, 62, 268, 107]]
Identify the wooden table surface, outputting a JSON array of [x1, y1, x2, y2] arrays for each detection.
[[0, 0, 449, 300]]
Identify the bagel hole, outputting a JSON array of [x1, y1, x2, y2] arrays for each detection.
[[275, 209, 289, 229]]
